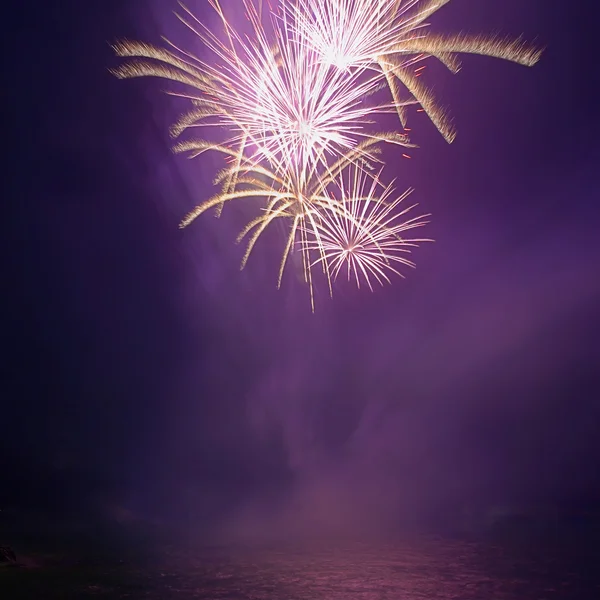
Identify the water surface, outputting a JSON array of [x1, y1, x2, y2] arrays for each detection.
[[3, 534, 599, 598]]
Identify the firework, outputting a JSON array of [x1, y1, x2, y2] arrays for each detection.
[[303, 165, 430, 290], [175, 134, 413, 308], [111, 0, 540, 307], [111, 1, 417, 307], [111, 1, 409, 196], [288, 0, 542, 142]]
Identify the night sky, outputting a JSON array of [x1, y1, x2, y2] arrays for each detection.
[[4, 0, 600, 538]]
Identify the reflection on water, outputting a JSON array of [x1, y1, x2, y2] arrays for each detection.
[[122, 536, 598, 599]]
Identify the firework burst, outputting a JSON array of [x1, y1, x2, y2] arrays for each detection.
[[111, 0, 540, 308], [288, 0, 542, 142], [111, 1, 410, 196], [175, 134, 413, 308], [303, 165, 431, 291]]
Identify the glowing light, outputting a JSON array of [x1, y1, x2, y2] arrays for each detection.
[[303, 165, 430, 291], [288, 0, 542, 142], [111, 0, 541, 308], [111, 1, 406, 194]]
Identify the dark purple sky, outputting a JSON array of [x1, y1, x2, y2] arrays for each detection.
[[4, 0, 599, 534]]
